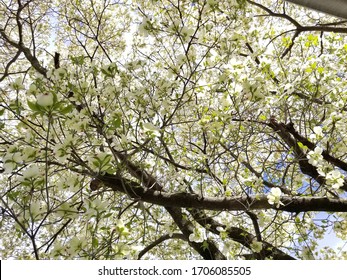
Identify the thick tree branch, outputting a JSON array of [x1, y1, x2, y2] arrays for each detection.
[[137, 233, 187, 259], [268, 118, 323, 184], [268, 119, 347, 192], [247, 0, 347, 58], [97, 173, 347, 212], [165, 207, 226, 260], [0, 49, 22, 82], [101, 148, 226, 259], [189, 209, 295, 260], [285, 123, 347, 173], [0, 28, 47, 77], [247, 0, 301, 27]]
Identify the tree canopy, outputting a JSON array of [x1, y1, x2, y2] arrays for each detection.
[[1, 0, 347, 260]]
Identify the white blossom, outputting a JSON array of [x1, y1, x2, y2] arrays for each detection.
[[250, 241, 263, 253], [3, 161, 16, 173], [180, 26, 194, 42], [22, 165, 40, 178], [307, 146, 324, 167], [54, 68, 67, 80], [9, 77, 25, 91], [313, 126, 323, 137], [143, 122, 161, 136], [301, 247, 315, 260], [115, 219, 129, 236], [37, 92, 54, 106], [177, 54, 186, 66], [27, 84, 38, 95], [138, 17, 151, 36], [267, 187, 284, 208], [189, 227, 205, 243], [326, 170, 345, 189], [30, 201, 41, 217]]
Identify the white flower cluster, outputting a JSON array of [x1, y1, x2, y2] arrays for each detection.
[[37, 92, 54, 107], [333, 216, 347, 239], [242, 79, 265, 101], [307, 146, 345, 190], [53, 134, 74, 163], [143, 122, 160, 137], [167, 19, 194, 42], [68, 236, 87, 257], [164, 221, 175, 238], [307, 146, 323, 167], [309, 126, 324, 142], [115, 219, 130, 237], [47, 68, 67, 81], [27, 80, 55, 107], [250, 240, 263, 253], [2, 151, 22, 173], [189, 227, 205, 243], [326, 169, 345, 189], [138, 17, 152, 36], [180, 26, 194, 42], [267, 187, 284, 208], [9, 77, 25, 91], [301, 247, 315, 260], [22, 165, 40, 179], [2, 145, 39, 174], [29, 201, 42, 218]]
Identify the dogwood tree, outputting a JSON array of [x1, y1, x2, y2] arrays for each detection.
[[1, 0, 347, 260]]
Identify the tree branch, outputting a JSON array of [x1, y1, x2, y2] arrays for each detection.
[[189, 209, 295, 260], [137, 233, 187, 259], [98, 173, 347, 212], [0, 28, 47, 77], [268, 119, 347, 192], [165, 207, 226, 260]]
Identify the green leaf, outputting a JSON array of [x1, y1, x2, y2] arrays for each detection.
[[101, 68, 113, 78], [27, 100, 41, 112], [60, 105, 74, 115], [259, 114, 267, 121], [111, 116, 122, 129], [92, 237, 99, 248], [21, 180, 32, 187], [68, 82, 78, 92], [9, 100, 22, 114], [297, 141, 308, 152], [52, 92, 58, 104], [8, 191, 20, 201], [70, 55, 85, 65], [201, 240, 209, 250]]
